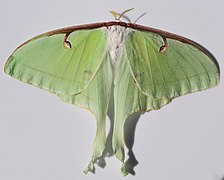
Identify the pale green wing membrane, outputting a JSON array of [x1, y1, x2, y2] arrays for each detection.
[[4, 29, 107, 95], [124, 30, 219, 103]]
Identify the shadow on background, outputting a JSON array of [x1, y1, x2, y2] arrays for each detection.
[[124, 112, 141, 175], [97, 92, 142, 175]]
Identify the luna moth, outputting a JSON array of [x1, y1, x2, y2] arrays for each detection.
[[4, 9, 220, 176]]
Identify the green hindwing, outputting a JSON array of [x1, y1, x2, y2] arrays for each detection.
[[58, 53, 113, 173]]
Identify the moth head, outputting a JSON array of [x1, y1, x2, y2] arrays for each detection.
[[109, 8, 134, 22]]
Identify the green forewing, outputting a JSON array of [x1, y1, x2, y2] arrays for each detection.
[[125, 31, 219, 101], [4, 29, 107, 95]]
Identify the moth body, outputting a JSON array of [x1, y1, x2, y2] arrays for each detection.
[[105, 25, 130, 66]]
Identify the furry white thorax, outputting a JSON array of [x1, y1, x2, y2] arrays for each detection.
[[104, 25, 130, 66]]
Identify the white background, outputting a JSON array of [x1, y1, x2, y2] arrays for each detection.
[[0, 0, 223, 180]]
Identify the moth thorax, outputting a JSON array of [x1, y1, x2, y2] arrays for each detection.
[[105, 26, 129, 66]]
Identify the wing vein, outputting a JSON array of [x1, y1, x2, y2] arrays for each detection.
[[140, 33, 155, 96], [70, 32, 92, 88], [172, 47, 192, 92], [143, 33, 169, 98]]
